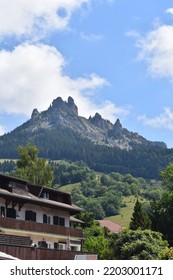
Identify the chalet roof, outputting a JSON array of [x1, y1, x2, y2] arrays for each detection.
[[0, 173, 83, 215], [0, 173, 28, 184], [97, 220, 122, 233], [27, 183, 72, 204], [0, 187, 83, 215], [70, 216, 85, 224], [0, 173, 71, 200]]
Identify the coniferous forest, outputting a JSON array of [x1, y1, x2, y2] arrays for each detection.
[[0, 127, 173, 179]]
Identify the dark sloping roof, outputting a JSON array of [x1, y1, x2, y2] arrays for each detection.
[[0, 188, 83, 215], [0, 173, 28, 184], [0, 173, 83, 215]]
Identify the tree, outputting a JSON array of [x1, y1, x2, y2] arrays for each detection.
[[129, 199, 151, 230], [83, 221, 114, 259], [160, 163, 173, 191], [149, 163, 173, 245], [111, 229, 168, 260], [101, 192, 121, 216], [16, 144, 54, 187], [85, 198, 105, 219]]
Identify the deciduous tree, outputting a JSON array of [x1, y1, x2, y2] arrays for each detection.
[[16, 144, 54, 187]]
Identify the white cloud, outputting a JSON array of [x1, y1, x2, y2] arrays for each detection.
[[166, 8, 173, 15], [135, 9, 173, 81], [0, 0, 90, 38], [138, 108, 173, 130], [0, 125, 6, 136], [0, 43, 128, 122]]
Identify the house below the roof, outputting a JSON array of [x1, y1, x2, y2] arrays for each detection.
[[97, 220, 122, 233], [0, 173, 88, 260]]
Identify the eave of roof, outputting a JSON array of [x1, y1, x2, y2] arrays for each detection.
[[0, 189, 83, 215]]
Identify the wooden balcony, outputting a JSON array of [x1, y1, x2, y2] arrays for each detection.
[[0, 244, 87, 260], [0, 216, 83, 239]]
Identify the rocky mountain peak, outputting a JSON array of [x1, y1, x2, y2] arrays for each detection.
[[48, 96, 78, 116], [67, 96, 78, 115], [16, 95, 167, 153], [89, 112, 112, 130], [51, 97, 64, 109], [114, 118, 122, 129], [31, 108, 39, 119]]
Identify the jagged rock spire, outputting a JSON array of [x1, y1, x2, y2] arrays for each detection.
[[31, 108, 39, 119]]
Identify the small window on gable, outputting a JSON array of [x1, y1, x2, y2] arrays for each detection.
[[42, 192, 49, 199]]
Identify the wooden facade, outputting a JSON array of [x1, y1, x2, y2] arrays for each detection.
[[0, 244, 86, 260]]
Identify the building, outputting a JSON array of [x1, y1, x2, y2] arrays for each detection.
[[97, 220, 122, 233], [0, 173, 85, 259]]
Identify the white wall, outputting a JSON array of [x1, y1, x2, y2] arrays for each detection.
[[0, 198, 70, 227]]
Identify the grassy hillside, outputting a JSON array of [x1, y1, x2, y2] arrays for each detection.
[[106, 196, 146, 228], [59, 182, 80, 193], [106, 196, 136, 228]]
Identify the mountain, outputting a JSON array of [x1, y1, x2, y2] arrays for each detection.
[[30, 96, 167, 149], [0, 96, 172, 179]]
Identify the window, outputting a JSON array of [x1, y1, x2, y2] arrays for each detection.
[[25, 210, 36, 222], [0, 206, 5, 217], [38, 241, 47, 248], [43, 214, 51, 224], [53, 216, 65, 226], [53, 216, 59, 225], [54, 242, 59, 249], [43, 214, 47, 224], [47, 216, 51, 224], [58, 243, 66, 250], [59, 217, 65, 226], [6, 208, 16, 219], [42, 192, 49, 199]]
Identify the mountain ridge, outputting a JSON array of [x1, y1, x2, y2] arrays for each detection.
[[0, 96, 171, 179], [13, 96, 166, 151]]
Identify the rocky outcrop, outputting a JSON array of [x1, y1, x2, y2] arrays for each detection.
[[9, 96, 168, 150], [89, 113, 112, 130]]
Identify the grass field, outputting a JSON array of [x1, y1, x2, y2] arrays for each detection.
[[107, 196, 145, 228], [59, 182, 80, 193], [59, 184, 144, 228]]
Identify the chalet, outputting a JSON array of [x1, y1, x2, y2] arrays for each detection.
[[0, 173, 86, 260]]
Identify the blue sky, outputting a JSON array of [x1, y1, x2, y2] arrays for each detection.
[[0, 0, 173, 147]]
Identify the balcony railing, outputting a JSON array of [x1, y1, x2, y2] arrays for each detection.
[[0, 216, 83, 238], [0, 244, 87, 260]]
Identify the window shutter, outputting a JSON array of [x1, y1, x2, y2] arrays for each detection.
[[25, 210, 32, 221], [32, 211, 36, 222], [43, 214, 47, 224]]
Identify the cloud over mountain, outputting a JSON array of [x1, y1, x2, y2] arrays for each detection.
[[0, 43, 128, 122]]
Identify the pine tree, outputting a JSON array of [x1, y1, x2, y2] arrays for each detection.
[[129, 199, 151, 230]]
